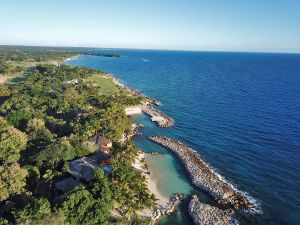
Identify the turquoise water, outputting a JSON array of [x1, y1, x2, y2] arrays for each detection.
[[133, 113, 209, 224], [134, 114, 193, 197], [67, 50, 300, 224]]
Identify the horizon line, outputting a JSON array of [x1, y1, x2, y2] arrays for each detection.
[[0, 43, 299, 55]]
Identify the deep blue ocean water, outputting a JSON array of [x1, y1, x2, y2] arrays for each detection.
[[67, 50, 300, 225]]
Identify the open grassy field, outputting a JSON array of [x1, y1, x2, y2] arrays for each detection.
[[86, 73, 122, 95]]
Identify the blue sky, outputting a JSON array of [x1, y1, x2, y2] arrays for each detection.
[[0, 0, 299, 52]]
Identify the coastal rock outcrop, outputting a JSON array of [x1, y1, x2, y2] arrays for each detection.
[[151, 193, 184, 224], [189, 195, 238, 225], [142, 105, 174, 128], [120, 123, 143, 143], [148, 136, 255, 211]]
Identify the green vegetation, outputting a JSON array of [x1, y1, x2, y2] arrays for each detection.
[[0, 46, 121, 84], [86, 73, 121, 95], [0, 47, 155, 224], [0, 48, 76, 84]]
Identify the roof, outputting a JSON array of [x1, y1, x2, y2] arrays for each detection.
[[89, 135, 112, 146], [55, 177, 81, 192], [68, 151, 110, 182], [99, 136, 112, 146]]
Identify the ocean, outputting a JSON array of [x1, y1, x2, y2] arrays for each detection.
[[66, 50, 300, 225]]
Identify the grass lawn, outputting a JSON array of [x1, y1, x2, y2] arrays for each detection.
[[86, 74, 121, 95]]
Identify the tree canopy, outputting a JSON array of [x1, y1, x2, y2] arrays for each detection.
[[0, 48, 154, 224], [0, 163, 28, 201], [0, 117, 28, 163]]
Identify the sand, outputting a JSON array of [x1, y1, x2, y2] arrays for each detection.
[[132, 152, 169, 217]]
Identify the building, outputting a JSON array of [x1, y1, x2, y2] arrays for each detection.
[[55, 151, 112, 193], [55, 177, 81, 193], [89, 135, 112, 154], [68, 151, 111, 182]]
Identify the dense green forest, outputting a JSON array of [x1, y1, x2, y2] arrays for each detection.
[[0, 45, 120, 84], [0, 48, 155, 224]]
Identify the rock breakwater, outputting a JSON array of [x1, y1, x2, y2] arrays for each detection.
[[148, 136, 255, 211], [142, 106, 174, 128], [145, 152, 165, 156], [189, 195, 238, 225]]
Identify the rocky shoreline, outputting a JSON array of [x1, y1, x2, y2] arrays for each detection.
[[110, 74, 174, 128], [120, 123, 143, 143], [142, 105, 174, 128], [144, 152, 165, 156], [189, 195, 238, 225], [110, 75, 160, 105], [148, 136, 255, 211], [151, 193, 184, 224]]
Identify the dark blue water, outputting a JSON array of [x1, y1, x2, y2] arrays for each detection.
[[67, 50, 300, 225]]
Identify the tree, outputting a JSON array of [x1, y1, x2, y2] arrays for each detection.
[[0, 62, 9, 74], [0, 118, 28, 163], [101, 103, 130, 141], [0, 85, 10, 97], [5, 110, 32, 129], [35, 141, 75, 169], [0, 52, 155, 224], [0, 163, 28, 201], [91, 169, 112, 204], [59, 187, 111, 225], [0, 218, 9, 225], [14, 198, 67, 225], [26, 118, 55, 145], [110, 142, 156, 218]]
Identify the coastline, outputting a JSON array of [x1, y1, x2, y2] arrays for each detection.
[[65, 55, 256, 224], [110, 75, 174, 128], [148, 136, 256, 209], [148, 135, 260, 224], [62, 51, 300, 225], [65, 56, 233, 224], [64, 56, 177, 220], [61, 55, 79, 64]]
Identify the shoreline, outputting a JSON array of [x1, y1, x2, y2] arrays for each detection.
[[133, 152, 169, 208], [64, 56, 180, 223], [110, 75, 161, 106], [64, 55, 171, 196], [62, 55, 79, 64], [141, 105, 174, 128], [65, 55, 255, 224], [189, 195, 239, 225], [148, 136, 258, 213], [133, 152, 183, 223]]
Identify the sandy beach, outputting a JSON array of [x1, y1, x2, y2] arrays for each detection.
[[132, 152, 169, 218]]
